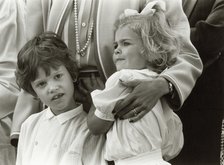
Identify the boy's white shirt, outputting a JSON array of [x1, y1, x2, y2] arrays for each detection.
[[16, 104, 106, 165]]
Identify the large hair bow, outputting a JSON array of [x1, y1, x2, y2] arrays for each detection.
[[124, 0, 166, 17]]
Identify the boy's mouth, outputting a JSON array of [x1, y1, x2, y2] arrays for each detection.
[[51, 93, 64, 101]]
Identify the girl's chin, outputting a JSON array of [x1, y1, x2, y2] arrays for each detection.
[[116, 66, 126, 71]]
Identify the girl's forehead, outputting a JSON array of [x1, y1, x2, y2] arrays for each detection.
[[115, 26, 140, 41], [116, 26, 133, 34]]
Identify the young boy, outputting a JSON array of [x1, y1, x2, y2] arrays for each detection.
[[15, 32, 107, 165]]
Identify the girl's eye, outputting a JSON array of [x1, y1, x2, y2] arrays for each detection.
[[113, 43, 118, 49], [55, 73, 63, 80], [123, 42, 130, 46]]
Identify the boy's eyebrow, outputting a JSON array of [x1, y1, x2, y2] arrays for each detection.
[[32, 78, 45, 85], [33, 68, 63, 82]]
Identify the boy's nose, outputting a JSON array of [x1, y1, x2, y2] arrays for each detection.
[[48, 85, 59, 94]]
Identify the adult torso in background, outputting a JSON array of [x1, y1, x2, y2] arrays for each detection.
[[186, 0, 224, 111], [0, 0, 26, 165], [171, 0, 224, 164]]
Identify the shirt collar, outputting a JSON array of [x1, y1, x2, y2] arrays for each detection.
[[45, 104, 84, 125]]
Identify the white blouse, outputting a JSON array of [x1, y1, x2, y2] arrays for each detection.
[[91, 69, 184, 162], [16, 105, 107, 165]]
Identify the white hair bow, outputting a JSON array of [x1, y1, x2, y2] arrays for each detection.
[[124, 0, 166, 17]]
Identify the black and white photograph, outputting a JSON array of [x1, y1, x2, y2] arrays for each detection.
[[0, 0, 223, 165]]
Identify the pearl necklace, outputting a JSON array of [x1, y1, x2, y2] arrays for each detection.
[[73, 0, 94, 56]]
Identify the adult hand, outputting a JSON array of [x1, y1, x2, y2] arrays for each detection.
[[113, 77, 169, 122]]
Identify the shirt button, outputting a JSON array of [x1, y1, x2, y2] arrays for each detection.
[[53, 144, 57, 148], [35, 141, 38, 145], [81, 22, 86, 27]]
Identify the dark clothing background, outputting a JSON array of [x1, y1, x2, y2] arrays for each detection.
[[171, 0, 224, 164]]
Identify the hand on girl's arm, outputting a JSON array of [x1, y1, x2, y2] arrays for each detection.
[[113, 77, 171, 122]]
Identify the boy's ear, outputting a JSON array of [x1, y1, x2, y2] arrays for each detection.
[[33, 96, 40, 101], [73, 77, 79, 86]]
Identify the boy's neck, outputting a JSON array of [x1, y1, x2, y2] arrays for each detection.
[[50, 102, 81, 116]]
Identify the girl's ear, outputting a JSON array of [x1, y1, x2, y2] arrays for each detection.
[[140, 47, 146, 56], [140, 49, 145, 55]]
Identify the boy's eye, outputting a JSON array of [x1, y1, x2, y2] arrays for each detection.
[[36, 81, 46, 88], [55, 73, 63, 80]]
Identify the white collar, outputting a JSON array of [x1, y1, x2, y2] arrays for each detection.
[[45, 104, 84, 125]]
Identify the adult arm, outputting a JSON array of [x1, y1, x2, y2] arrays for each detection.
[[11, 90, 41, 146], [15, 121, 27, 165], [113, 0, 203, 120], [25, 0, 46, 40], [0, 0, 26, 120], [10, 0, 45, 145]]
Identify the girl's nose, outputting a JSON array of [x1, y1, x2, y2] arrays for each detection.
[[114, 48, 122, 55]]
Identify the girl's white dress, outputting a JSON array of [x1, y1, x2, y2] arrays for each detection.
[[91, 69, 184, 165]]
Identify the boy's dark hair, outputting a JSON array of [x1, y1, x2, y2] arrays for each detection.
[[16, 31, 78, 96]]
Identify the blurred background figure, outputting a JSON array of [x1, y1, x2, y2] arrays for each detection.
[[171, 0, 224, 164], [0, 0, 26, 164]]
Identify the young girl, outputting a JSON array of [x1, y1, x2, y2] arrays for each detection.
[[15, 32, 107, 165], [87, 1, 183, 165]]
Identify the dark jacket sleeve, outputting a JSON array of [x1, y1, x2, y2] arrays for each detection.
[[190, 0, 224, 66]]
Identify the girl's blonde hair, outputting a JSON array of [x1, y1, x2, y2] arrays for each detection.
[[114, 4, 180, 73]]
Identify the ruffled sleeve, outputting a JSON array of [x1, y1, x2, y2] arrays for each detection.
[[91, 71, 133, 121]]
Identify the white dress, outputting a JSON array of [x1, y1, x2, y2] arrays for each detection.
[[91, 69, 184, 165], [16, 105, 107, 165]]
